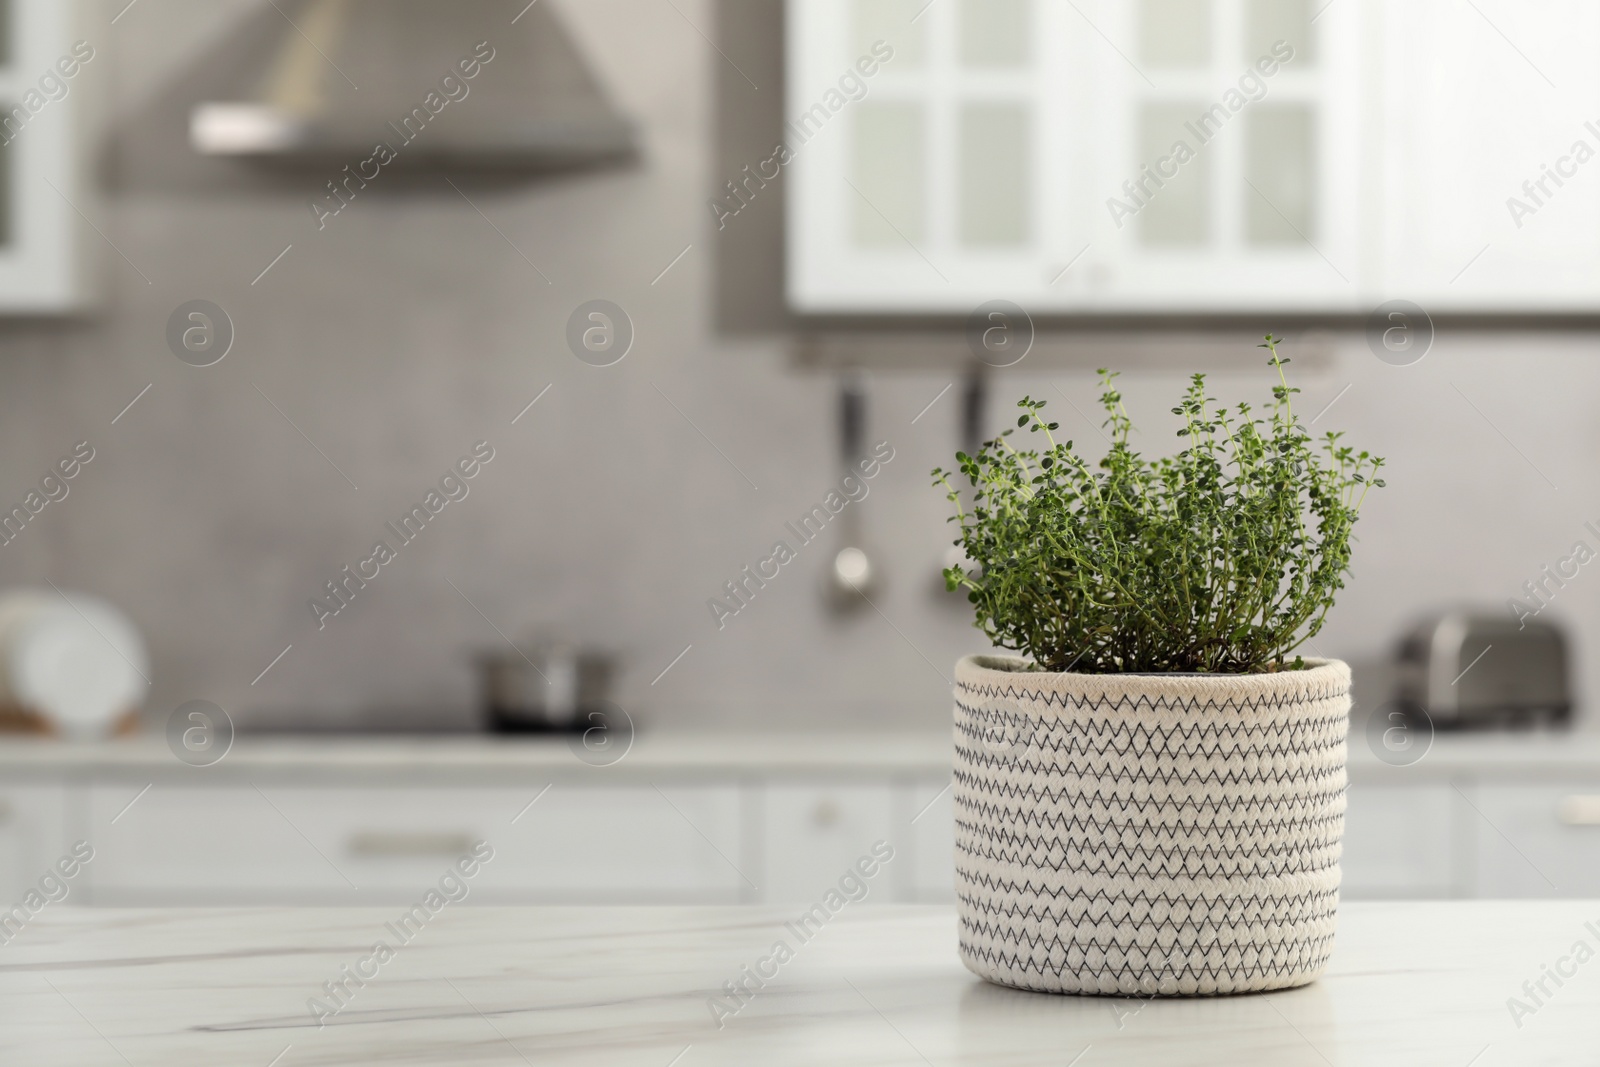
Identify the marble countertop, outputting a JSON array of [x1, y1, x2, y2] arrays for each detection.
[[2, 902, 1595, 1065], [0, 730, 1597, 784]]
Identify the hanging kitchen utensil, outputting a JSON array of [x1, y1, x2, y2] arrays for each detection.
[[938, 364, 986, 597], [829, 370, 879, 610]]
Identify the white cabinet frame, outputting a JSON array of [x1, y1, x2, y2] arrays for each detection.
[[0, 0, 97, 314]]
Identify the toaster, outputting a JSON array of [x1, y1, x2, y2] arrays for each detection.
[[1395, 612, 1571, 729]]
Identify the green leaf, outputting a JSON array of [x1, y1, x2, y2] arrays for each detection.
[[928, 337, 1383, 675]]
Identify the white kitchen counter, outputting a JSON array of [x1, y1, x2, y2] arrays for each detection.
[[2, 902, 1595, 1065], [0, 729, 1595, 783], [0, 732, 955, 783]]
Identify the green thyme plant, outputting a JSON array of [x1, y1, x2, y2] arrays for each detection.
[[933, 338, 1385, 674]]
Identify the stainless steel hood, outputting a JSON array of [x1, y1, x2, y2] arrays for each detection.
[[189, 0, 636, 168]]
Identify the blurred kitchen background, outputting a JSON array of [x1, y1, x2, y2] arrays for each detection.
[[0, 0, 1598, 907]]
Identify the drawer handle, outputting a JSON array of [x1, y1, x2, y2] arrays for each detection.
[[347, 832, 477, 857], [1557, 796, 1600, 827]]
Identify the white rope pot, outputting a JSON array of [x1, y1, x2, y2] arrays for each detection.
[[953, 654, 1350, 996]]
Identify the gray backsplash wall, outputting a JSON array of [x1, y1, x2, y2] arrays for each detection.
[[0, 0, 1595, 733]]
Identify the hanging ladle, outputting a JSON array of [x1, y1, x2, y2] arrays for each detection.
[[830, 370, 879, 608]]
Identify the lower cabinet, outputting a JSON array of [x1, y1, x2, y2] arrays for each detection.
[[758, 784, 895, 904], [83, 784, 747, 905], [905, 779, 956, 903], [16, 771, 1599, 906], [0, 785, 72, 907], [1469, 784, 1600, 899], [69, 779, 955, 906], [1343, 779, 1600, 900], [1341, 783, 1459, 899]]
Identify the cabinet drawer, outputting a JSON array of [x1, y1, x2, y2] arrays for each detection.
[[1341, 783, 1456, 899], [87, 784, 743, 904], [1471, 784, 1600, 899], [760, 784, 893, 903], [506, 783, 745, 901]]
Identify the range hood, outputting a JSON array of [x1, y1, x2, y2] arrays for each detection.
[[190, 0, 636, 168]]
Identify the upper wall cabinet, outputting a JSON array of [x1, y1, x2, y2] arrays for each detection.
[[786, 0, 1600, 315], [0, 0, 97, 315]]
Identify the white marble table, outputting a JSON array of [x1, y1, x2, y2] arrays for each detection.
[[2, 902, 1596, 1065]]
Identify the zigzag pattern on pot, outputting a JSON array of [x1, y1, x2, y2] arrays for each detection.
[[953, 881, 1342, 927], [955, 799, 1340, 837], [954, 708, 1348, 759], [956, 787, 1345, 818], [952, 655, 1350, 997], [956, 678, 1350, 713], [957, 829, 1340, 880]]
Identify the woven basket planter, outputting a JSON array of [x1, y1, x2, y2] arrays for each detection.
[[953, 654, 1350, 996]]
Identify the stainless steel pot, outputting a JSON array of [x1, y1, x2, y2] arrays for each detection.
[[476, 644, 613, 734]]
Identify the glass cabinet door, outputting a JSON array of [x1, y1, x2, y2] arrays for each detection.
[[787, 0, 1600, 314]]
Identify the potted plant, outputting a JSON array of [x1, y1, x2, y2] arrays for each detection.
[[933, 339, 1384, 996]]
